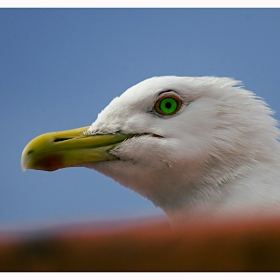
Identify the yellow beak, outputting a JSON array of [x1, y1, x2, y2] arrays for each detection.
[[21, 126, 132, 171]]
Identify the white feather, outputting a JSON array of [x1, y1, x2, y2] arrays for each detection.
[[86, 76, 280, 225]]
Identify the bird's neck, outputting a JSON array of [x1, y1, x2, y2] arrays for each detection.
[[165, 154, 280, 226]]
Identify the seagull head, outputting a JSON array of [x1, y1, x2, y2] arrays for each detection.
[[21, 76, 280, 223]]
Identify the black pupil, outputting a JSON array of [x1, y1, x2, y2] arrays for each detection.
[[165, 102, 172, 109]]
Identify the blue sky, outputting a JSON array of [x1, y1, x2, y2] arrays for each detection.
[[1, 8, 280, 228]]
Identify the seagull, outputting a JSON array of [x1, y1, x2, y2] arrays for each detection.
[[21, 76, 280, 226]]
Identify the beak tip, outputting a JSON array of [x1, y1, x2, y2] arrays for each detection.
[[21, 152, 28, 172], [21, 160, 27, 172]]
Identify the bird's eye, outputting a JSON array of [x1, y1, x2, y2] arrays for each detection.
[[154, 94, 182, 116]]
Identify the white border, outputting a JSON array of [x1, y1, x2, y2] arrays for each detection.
[[0, 0, 280, 8]]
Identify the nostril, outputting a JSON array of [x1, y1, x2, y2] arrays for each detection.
[[53, 138, 71, 143]]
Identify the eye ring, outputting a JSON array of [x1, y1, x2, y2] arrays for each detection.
[[154, 93, 182, 116]]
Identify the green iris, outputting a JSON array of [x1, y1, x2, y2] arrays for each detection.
[[159, 97, 178, 114]]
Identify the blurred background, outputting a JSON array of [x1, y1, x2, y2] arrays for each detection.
[[1, 8, 280, 229]]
